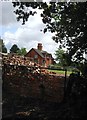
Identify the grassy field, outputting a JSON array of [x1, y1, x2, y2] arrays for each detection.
[[48, 69, 72, 76]]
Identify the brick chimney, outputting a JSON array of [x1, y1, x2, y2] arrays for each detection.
[[37, 43, 42, 51]]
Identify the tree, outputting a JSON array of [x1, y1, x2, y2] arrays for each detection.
[[2, 42, 7, 53], [17, 47, 27, 56], [10, 44, 20, 53], [55, 48, 65, 66], [12, 2, 87, 73]]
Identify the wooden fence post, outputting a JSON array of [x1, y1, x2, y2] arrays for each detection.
[[64, 68, 67, 100]]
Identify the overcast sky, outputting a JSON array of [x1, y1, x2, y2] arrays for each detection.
[[0, 2, 59, 58]]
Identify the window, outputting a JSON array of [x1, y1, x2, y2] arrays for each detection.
[[42, 60, 45, 65], [34, 55, 38, 58]]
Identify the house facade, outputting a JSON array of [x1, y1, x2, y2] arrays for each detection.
[[25, 43, 55, 67]]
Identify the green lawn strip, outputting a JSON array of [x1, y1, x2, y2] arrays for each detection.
[[48, 69, 72, 76]]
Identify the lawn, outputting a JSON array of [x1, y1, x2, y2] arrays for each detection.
[[48, 69, 72, 76]]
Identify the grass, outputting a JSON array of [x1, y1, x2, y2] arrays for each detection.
[[48, 69, 72, 76]]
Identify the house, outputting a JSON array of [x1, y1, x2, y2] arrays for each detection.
[[25, 43, 55, 67]]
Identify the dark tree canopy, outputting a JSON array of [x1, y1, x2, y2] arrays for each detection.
[[12, 2, 87, 64], [10, 44, 20, 53], [17, 47, 27, 56], [2, 42, 7, 53]]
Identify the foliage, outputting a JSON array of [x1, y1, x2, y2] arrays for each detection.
[[2, 42, 7, 53], [55, 48, 66, 66], [48, 64, 63, 70], [10, 44, 20, 53], [17, 47, 27, 56], [66, 73, 87, 100], [41, 2, 87, 64]]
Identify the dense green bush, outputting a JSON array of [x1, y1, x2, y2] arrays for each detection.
[[48, 64, 63, 70]]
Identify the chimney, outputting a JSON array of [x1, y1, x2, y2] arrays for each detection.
[[37, 43, 42, 51]]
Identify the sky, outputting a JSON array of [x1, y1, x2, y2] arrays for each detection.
[[0, 2, 59, 58]]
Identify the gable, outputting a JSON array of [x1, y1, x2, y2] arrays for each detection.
[[25, 48, 44, 58], [33, 48, 44, 58]]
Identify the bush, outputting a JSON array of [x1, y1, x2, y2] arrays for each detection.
[[48, 64, 63, 70]]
